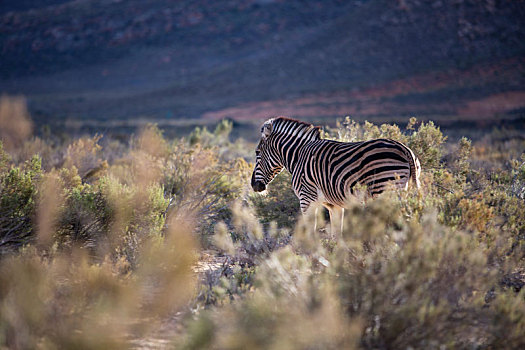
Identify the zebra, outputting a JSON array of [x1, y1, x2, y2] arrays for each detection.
[[251, 117, 421, 234]]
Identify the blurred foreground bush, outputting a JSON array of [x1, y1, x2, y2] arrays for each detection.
[[0, 214, 197, 349]]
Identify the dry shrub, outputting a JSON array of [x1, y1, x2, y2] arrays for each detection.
[[163, 141, 250, 240], [0, 96, 33, 154], [184, 188, 524, 349], [130, 124, 169, 189], [64, 134, 107, 181], [136, 212, 198, 317], [0, 216, 198, 349], [457, 194, 494, 232], [181, 119, 524, 349], [0, 141, 198, 348], [1, 119, 524, 349], [510, 155, 525, 200], [36, 171, 65, 247], [12, 137, 56, 168], [335, 198, 497, 348]]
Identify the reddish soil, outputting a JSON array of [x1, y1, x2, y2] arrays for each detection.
[[458, 91, 525, 118], [203, 58, 525, 123]]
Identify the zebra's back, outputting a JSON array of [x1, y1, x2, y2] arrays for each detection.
[[299, 138, 419, 206]]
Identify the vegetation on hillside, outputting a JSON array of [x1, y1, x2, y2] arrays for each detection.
[[0, 98, 524, 348]]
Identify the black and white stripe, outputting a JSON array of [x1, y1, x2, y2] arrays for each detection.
[[251, 117, 421, 214]]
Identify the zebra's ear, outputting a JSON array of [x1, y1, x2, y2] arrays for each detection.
[[261, 122, 273, 139]]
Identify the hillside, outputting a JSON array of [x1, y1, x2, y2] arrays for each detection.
[[0, 0, 524, 131]]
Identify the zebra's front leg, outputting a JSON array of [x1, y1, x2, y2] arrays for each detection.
[[299, 198, 321, 232]]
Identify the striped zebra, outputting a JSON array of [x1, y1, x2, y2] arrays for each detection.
[[251, 117, 421, 233]]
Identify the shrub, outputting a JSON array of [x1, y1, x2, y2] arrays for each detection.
[[1, 118, 524, 349], [181, 119, 525, 349], [0, 214, 198, 349], [0, 96, 33, 154], [63, 134, 108, 181], [183, 187, 524, 348], [0, 154, 41, 255], [249, 170, 300, 229], [163, 141, 251, 243]]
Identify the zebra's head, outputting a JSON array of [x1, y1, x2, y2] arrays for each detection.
[[251, 119, 284, 192]]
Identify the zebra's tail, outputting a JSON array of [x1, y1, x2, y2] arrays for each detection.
[[393, 139, 421, 190], [407, 151, 421, 190]]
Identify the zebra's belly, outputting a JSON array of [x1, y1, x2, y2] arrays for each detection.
[[316, 186, 346, 208], [316, 173, 410, 207]]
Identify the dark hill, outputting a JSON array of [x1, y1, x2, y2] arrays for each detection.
[[0, 0, 524, 130]]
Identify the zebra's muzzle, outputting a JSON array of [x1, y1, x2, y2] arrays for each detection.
[[251, 172, 267, 192], [251, 169, 267, 192], [252, 180, 266, 192]]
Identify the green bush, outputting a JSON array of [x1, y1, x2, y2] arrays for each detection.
[[249, 170, 300, 229], [0, 152, 41, 254], [163, 141, 251, 244]]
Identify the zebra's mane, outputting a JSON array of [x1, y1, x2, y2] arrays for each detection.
[[267, 117, 321, 140]]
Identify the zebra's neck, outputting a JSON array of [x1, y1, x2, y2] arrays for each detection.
[[271, 118, 321, 171]]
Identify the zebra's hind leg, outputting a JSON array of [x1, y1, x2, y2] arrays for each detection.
[[325, 204, 344, 237], [340, 208, 345, 234], [314, 206, 319, 231]]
